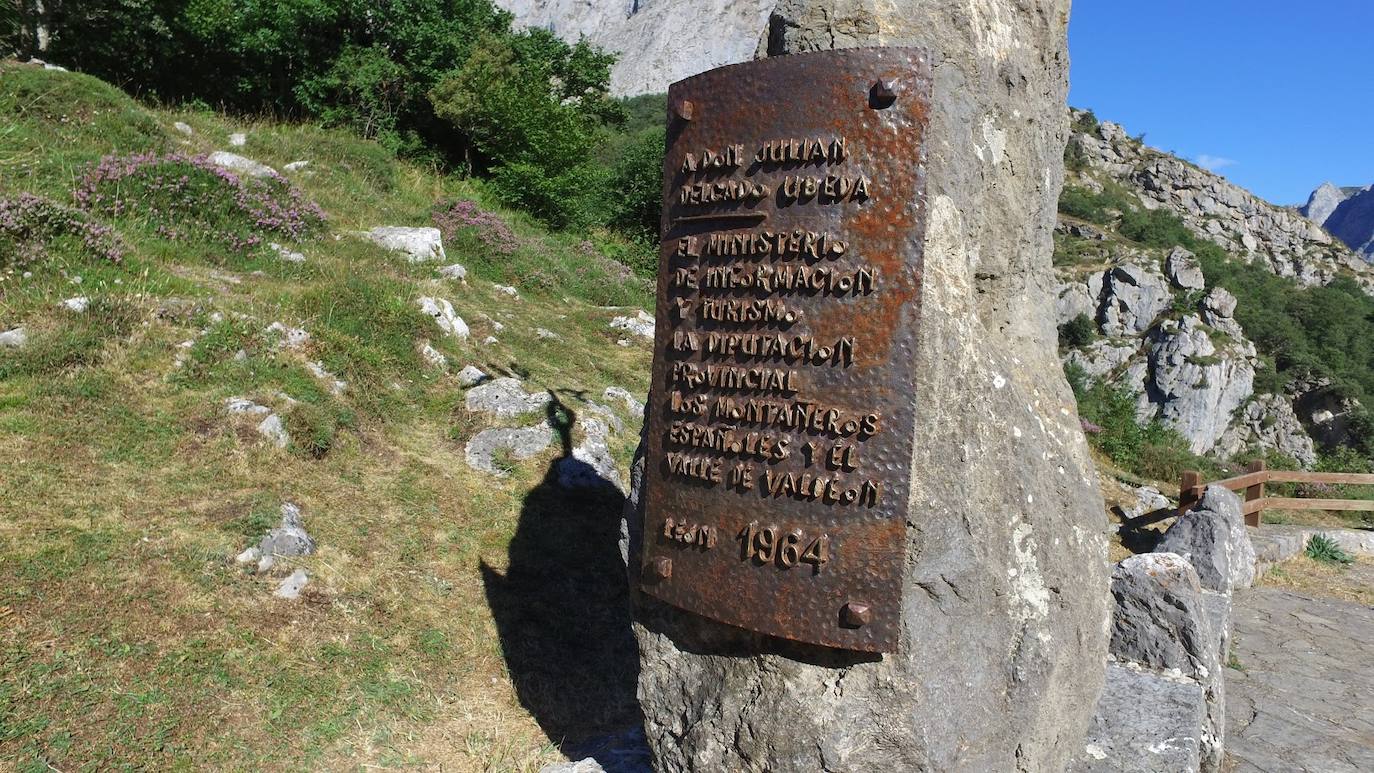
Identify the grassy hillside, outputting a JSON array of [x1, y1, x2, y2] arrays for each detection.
[[1, 62, 652, 770]]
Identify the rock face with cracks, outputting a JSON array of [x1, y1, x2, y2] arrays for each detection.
[[623, 3, 1110, 771]]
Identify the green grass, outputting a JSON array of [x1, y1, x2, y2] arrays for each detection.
[[0, 62, 652, 770]]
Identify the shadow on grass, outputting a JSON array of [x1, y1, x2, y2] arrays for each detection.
[[479, 397, 643, 762]]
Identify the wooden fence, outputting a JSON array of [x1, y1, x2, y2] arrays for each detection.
[[1180, 460, 1374, 527]]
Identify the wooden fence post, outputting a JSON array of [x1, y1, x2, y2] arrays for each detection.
[[1244, 459, 1266, 528], [1180, 470, 1201, 513]]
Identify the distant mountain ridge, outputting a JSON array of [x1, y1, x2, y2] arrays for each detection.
[[1301, 182, 1374, 262]]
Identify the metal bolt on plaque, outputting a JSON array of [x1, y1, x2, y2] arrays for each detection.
[[640, 48, 933, 653]]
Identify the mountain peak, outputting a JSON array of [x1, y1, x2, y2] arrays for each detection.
[[1301, 181, 1350, 225]]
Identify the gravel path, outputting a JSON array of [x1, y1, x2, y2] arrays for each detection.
[[1224, 587, 1374, 772]]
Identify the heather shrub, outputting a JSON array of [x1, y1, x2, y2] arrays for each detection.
[[0, 193, 125, 268], [431, 199, 518, 255], [74, 153, 326, 253]]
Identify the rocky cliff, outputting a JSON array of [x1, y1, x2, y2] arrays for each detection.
[[493, 0, 772, 95], [1301, 182, 1374, 262], [1055, 111, 1374, 465]]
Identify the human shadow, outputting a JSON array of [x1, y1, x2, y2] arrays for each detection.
[[479, 396, 643, 762]]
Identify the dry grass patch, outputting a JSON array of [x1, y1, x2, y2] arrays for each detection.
[[1256, 556, 1374, 606]]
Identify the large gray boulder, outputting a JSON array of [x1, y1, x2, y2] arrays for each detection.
[[1165, 247, 1205, 291], [1108, 553, 1224, 771], [1215, 394, 1317, 468], [1069, 663, 1206, 773], [1142, 315, 1256, 454], [1099, 263, 1174, 336], [207, 151, 277, 179], [465, 425, 553, 476], [465, 377, 551, 418], [626, 3, 1110, 771], [1157, 485, 1256, 594], [1109, 553, 1215, 676]]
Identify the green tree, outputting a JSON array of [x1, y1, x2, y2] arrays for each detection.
[[430, 29, 623, 227], [606, 126, 665, 238]]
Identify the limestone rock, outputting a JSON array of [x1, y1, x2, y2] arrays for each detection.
[[61, 296, 89, 313], [1157, 486, 1256, 594], [1215, 394, 1317, 468], [1069, 663, 1205, 773], [1292, 376, 1361, 449], [609, 310, 654, 340], [1065, 339, 1137, 379], [493, 284, 520, 299], [627, 4, 1110, 771], [1099, 263, 1173, 336], [305, 360, 346, 395], [495, 0, 774, 96], [208, 151, 277, 179], [1166, 247, 1205, 290], [557, 417, 622, 491], [418, 341, 448, 370], [465, 426, 552, 475], [1108, 553, 1224, 771], [1068, 111, 1369, 287], [1116, 486, 1171, 522], [465, 377, 550, 418], [264, 322, 310, 350], [258, 502, 316, 558], [1200, 287, 1237, 321], [1056, 280, 1098, 325], [1109, 554, 1215, 676], [604, 386, 645, 416], [538, 759, 604, 773], [417, 297, 469, 340], [457, 365, 489, 387], [363, 227, 447, 263], [1142, 315, 1256, 454], [173, 121, 194, 136], [274, 569, 309, 599], [224, 396, 270, 415], [229, 132, 247, 147], [269, 242, 306, 263], [256, 414, 290, 448], [438, 263, 468, 281], [283, 160, 309, 172]]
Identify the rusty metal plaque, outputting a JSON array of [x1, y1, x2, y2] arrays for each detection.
[[640, 47, 932, 653]]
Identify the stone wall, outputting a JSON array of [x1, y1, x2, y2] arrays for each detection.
[[1071, 485, 1255, 773]]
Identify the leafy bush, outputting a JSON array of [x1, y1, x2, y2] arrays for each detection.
[[1057, 185, 1134, 225], [1118, 208, 1194, 249], [0, 193, 125, 267], [430, 29, 623, 228], [74, 153, 326, 252], [1072, 109, 1100, 135], [1066, 362, 1207, 477], [1058, 313, 1097, 348], [1064, 138, 1089, 173], [1304, 534, 1353, 565], [605, 127, 665, 239]]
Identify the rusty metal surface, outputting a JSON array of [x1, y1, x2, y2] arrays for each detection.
[[640, 48, 933, 653]]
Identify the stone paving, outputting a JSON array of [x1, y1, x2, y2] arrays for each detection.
[[1224, 587, 1374, 772]]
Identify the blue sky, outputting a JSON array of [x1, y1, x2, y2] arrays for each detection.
[[1069, 1, 1374, 205]]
